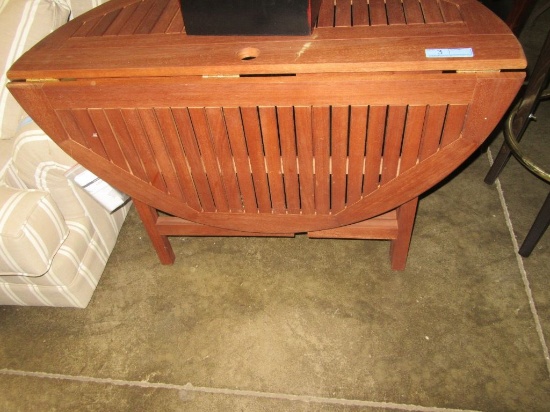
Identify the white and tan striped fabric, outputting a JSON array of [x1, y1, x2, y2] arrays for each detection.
[[0, 0, 70, 140], [0, 186, 68, 276], [0, 0, 130, 307]]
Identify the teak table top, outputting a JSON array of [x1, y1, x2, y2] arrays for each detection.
[[8, 0, 525, 81]]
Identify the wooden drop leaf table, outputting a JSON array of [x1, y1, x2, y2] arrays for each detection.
[[7, 0, 526, 269]]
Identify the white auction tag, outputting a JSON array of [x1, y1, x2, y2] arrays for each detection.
[[425, 48, 474, 58]]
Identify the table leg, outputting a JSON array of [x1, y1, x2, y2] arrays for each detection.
[[133, 198, 175, 264], [390, 197, 419, 270]]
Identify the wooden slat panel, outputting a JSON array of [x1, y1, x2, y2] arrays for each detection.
[[277, 107, 301, 214], [104, 109, 149, 182], [363, 105, 386, 194], [154, 108, 202, 211], [119, 0, 156, 35], [331, 105, 349, 213], [420, 0, 444, 23], [187, 108, 229, 212], [121, 109, 167, 191], [204, 107, 243, 212], [313, 106, 331, 214], [135, 0, 170, 34], [137, 108, 184, 199], [347, 106, 368, 204], [259, 107, 286, 213], [295, 106, 316, 215], [72, 109, 108, 158], [223, 107, 258, 213], [386, 0, 406, 25], [151, 0, 181, 33], [87, 109, 129, 171], [352, 0, 369, 26], [440, 104, 468, 148], [419, 104, 447, 160], [317, 0, 335, 27], [399, 105, 426, 172], [335, 0, 352, 27], [369, 0, 388, 26], [240, 107, 272, 213], [381, 106, 406, 184], [402, 0, 425, 24], [439, 0, 463, 22], [171, 108, 216, 211]]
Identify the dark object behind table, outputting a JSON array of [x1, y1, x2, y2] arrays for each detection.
[[180, 0, 322, 35]]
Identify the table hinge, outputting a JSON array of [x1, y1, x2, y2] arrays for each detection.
[[26, 78, 60, 82]]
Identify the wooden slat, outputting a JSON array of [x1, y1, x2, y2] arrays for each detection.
[[259, 107, 287, 213], [171, 108, 216, 211], [363, 105, 386, 194], [72, 109, 108, 159], [381, 106, 406, 184], [119, 0, 156, 35], [151, 0, 181, 33], [187, 108, 230, 212], [104, 2, 140, 35], [330, 105, 349, 213], [313, 106, 331, 214], [136, 108, 184, 199], [204, 107, 243, 212], [87, 109, 129, 171], [317, 0, 335, 27], [420, 0, 444, 23], [104, 109, 149, 182], [167, 8, 185, 33], [55, 110, 88, 147], [240, 107, 272, 213], [277, 107, 301, 214], [439, 0, 464, 23], [294, 106, 316, 215], [419, 104, 447, 160], [399, 105, 427, 172], [223, 107, 259, 213], [72, 15, 103, 37], [386, 0, 406, 25], [135, 0, 170, 34], [352, 0, 369, 26], [440, 104, 468, 148], [121, 109, 167, 192], [346, 105, 368, 204], [335, 0, 352, 27], [154, 108, 202, 211], [88, 9, 122, 37], [369, 0, 388, 26], [402, 0, 425, 24]]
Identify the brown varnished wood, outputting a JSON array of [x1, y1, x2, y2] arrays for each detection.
[[7, 0, 526, 269]]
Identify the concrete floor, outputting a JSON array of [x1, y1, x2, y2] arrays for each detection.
[[1, 9, 549, 412]]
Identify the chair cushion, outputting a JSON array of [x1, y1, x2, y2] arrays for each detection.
[[0, 186, 69, 276], [0, 0, 70, 140]]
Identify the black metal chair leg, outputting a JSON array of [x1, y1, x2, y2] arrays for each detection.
[[519, 192, 550, 257]]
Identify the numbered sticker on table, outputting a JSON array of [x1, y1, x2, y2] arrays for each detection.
[[425, 48, 474, 58]]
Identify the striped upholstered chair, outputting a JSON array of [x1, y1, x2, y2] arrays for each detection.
[[0, 0, 130, 307]]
